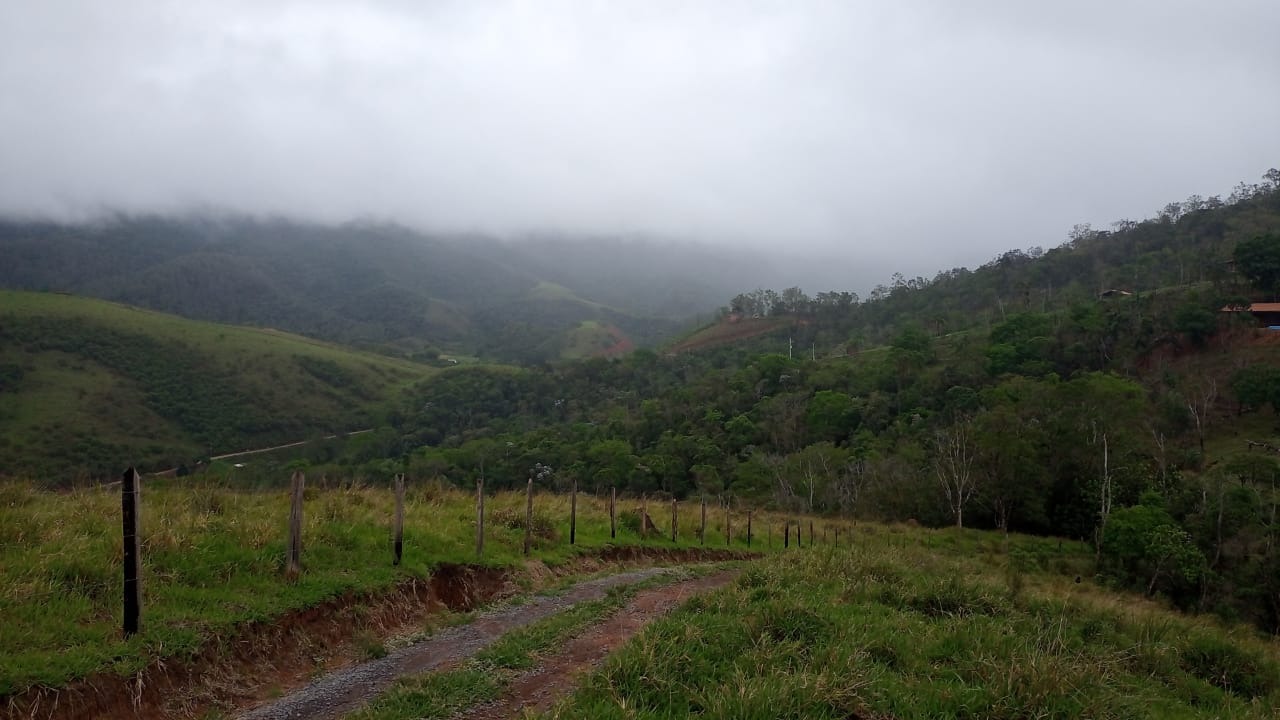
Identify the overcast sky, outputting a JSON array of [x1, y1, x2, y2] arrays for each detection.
[[2, 1, 1278, 287]]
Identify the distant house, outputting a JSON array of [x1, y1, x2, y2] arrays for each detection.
[[1220, 303, 1280, 327]]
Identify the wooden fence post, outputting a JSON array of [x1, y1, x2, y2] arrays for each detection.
[[796, 518, 802, 549], [121, 467, 142, 637], [288, 471, 305, 577], [784, 521, 789, 549], [570, 476, 578, 546], [746, 510, 752, 547], [524, 476, 534, 556], [700, 497, 707, 545], [475, 477, 485, 557], [392, 473, 405, 566], [610, 486, 617, 540], [810, 520, 815, 546], [834, 525, 839, 547], [671, 498, 678, 542]]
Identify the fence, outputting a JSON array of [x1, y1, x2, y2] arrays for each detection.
[[109, 466, 851, 637]]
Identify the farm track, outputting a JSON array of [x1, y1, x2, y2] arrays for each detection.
[[239, 567, 737, 720], [458, 569, 738, 719], [4, 548, 755, 720]]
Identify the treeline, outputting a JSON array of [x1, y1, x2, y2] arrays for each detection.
[[714, 170, 1280, 352], [359, 278, 1279, 629]]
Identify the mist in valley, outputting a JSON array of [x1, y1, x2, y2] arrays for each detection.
[[2, 1, 1278, 298]]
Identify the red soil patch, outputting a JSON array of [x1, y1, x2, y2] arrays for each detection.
[[669, 316, 792, 354], [593, 324, 635, 359]]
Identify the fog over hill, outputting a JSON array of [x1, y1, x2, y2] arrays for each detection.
[[1, 1, 1278, 290]]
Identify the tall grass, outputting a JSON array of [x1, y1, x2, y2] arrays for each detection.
[[544, 526, 1280, 719]]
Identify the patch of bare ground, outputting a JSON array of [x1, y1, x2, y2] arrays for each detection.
[[459, 570, 739, 720], [3, 547, 753, 720]]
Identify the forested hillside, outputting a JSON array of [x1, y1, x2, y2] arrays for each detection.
[[302, 173, 1280, 632], [692, 171, 1280, 355], [0, 216, 782, 363]]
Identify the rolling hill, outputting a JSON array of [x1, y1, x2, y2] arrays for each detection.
[[0, 290, 436, 480]]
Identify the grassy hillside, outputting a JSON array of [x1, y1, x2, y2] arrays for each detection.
[[550, 527, 1280, 719], [0, 291, 434, 479]]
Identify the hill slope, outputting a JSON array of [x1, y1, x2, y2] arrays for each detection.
[[0, 290, 435, 479]]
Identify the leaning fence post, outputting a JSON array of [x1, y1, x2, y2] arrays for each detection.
[[700, 497, 707, 545], [671, 498, 678, 543], [524, 476, 534, 556], [475, 477, 485, 557], [747, 509, 752, 547], [610, 486, 617, 539], [121, 467, 142, 637], [288, 471, 305, 577], [392, 473, 405, 566], [570, 476, 578, 546]]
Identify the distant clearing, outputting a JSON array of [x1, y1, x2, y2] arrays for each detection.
[[667, 315, 792, 354]]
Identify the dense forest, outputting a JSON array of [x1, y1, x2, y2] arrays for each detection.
[[290, 171, 1280, 633]]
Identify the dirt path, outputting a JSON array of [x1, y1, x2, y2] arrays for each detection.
[[237, 567, 678, 720], [459, 569, 737, 719]]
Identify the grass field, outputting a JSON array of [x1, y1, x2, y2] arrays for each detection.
[[0, 290, 435, 479], [543, 525, 1280, 719], [0, 479, 803, 698]]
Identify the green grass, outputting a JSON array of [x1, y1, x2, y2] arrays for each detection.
[[0, 480, 798, 698], [542, 526, 1280, 719], [347, 668, 500, 720], [0, 290, 435, 478]]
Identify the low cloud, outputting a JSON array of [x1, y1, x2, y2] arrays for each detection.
[[2, 1, 1277, 288]]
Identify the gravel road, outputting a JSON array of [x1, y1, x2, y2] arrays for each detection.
[[237, 567, 675, 720]]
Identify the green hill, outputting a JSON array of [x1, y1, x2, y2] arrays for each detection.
[[0, 290, 435, 480]]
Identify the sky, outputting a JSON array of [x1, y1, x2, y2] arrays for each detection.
[[1, 1, 1278, 289]]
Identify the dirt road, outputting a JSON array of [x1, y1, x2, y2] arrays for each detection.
[[238, 566, 735, 720], [460, 569, 736, 718]]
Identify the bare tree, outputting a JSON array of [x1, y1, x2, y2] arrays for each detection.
[[1185, 377, 1218, 458], [933, 418, 977, 528]]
